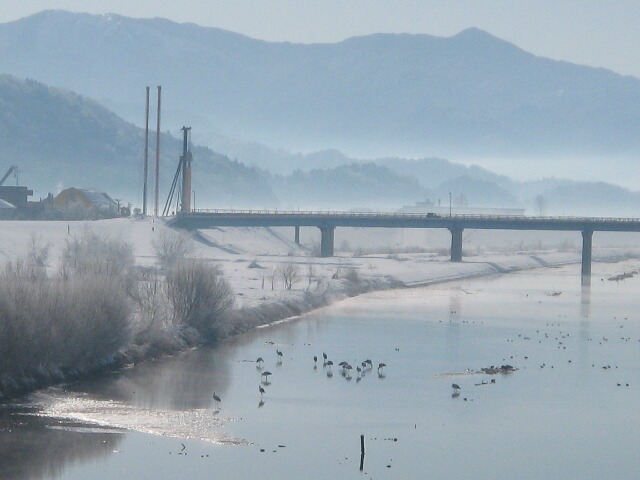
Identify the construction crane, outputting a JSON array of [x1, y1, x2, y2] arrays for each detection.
[[0, 166, 17, 186]]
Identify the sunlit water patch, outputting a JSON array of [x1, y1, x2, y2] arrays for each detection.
[[31, 390, 247, 446]]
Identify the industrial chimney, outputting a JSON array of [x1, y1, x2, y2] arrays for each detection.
[[154, 85, 161, 217], [142, 86, 150, 216]]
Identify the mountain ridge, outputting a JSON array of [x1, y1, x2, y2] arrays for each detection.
[[2, 10, 640, 167]]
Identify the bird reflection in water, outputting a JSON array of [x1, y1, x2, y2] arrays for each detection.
[[451, 383, 461, 398]]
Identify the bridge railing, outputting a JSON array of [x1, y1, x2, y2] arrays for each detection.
[[183, 209, 640, 223]]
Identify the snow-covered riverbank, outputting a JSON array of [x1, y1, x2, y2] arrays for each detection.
[[1, 217, 639, 308], [0, 216, 636, 339]]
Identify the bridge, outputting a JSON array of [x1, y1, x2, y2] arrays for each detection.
[[169, 210, 640, 279]]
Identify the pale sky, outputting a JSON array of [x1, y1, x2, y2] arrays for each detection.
[[2, 1, 640, 78]]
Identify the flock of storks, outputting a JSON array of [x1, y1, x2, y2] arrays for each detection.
[[256, 350, 388, 395], [211, 349, 465, 408], [211, 350, 389, 407]]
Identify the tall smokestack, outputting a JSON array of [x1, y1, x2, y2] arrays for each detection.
[[154, 85, 161, 216], [143, 86, 150, 216]]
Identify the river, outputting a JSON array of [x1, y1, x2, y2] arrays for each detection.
[[2, 260, 640, 479]]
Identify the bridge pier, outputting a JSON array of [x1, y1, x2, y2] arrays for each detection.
[[319, 226, 335, 257], [581, 229, 593, 281], [294, 226, 300, 244], [449, 227, 463, 262]]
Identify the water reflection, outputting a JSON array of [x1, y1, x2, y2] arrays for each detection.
[[71, 347, 234, 411], [0, 403, 122, 480], [449, 289, 462, 321], [577, 282, 592, 367], [445, 288, 462, 359], [580, 281, 591, 319]]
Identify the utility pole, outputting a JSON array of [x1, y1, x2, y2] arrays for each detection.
[[449, 192, 452, 217]]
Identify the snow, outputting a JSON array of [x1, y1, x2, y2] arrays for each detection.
[[1, 217, 638, 309]]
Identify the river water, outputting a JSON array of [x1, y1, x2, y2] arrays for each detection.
[[2, 260, 640, 479]]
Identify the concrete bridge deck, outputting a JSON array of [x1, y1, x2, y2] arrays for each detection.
[[169, 209, 640, 279]]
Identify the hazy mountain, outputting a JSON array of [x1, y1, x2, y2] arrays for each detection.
[[2, 10, 640, 166], [241, 141, 640, 215], [0, 75, 275, 207], [373, 157, 516, 191], [0, 75, 442, 210], [270, 163, 429, 209]]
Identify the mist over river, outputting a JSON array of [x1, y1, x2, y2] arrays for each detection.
[[2, 260, 640, 479]]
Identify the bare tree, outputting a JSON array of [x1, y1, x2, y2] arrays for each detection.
[[305, 254, 315, 291], [279, 262, 301, 290], [534, 194, 548, 216], [153, 230, 194, 270]]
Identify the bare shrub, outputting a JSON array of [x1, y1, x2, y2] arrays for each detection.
[[26, 233, 51, 276], [153, 230, 194, 270], [53, 276, 132, 365], [61, 230, 134, 278], [309, 241, 321, 257], [339, 239, 351, 252], [344, 267, 361, 283], [2, 234, 52, 282], [0, 271, 131, 386], [0, 230, 136, 395], [353, 247, 366, 258], [3, 257, 43, 283], [131, 269, 171, 337], [166, 260, 234, 340], [279, 262, 301, 290]]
